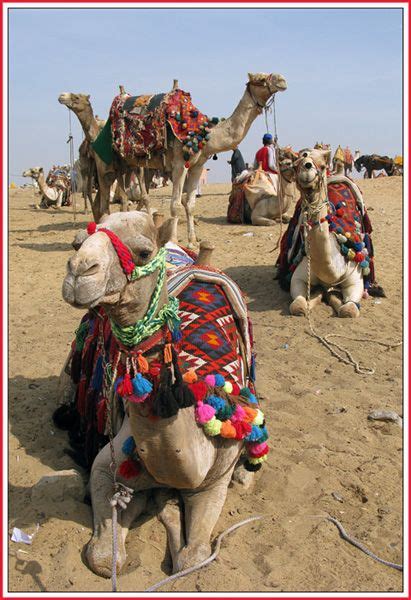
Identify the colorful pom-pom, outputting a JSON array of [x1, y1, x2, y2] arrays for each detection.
[[233, 420, 252, 440], [242, 406, 258, 422], [87, 222, 97, 235], [217, 404, 235, 420], [118, 458, 141, 479], [183, 369, 197, 384], [247, 454, 268, 466], [195, 401, 216, 424], [214, 374, 225, 387], [223, 381, 233, 394], [246, 424, 265, 442], [239, 387, 252, 399], [347, 249, 355, 260], [149, 362, 161, 377], [204, 374, 216, 387], [354, 252, 364, 263], [230, 404, 247, 423], [189, 380, 208, 403], [247, 441, 269, 458], [203, 417, 222, 436], [362, 267, 370, 276], [122, 436, 136, 456], [252, 409, 265, 426], [205, 395, 226, 412], [220, 420, 237, 438], [128, 393, 149, 404]]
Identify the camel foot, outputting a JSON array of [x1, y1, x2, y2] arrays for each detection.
[[338, 301, 360, 318], [290, 297, 308, 316], [231, 464, 255, 490], [85, 533, 127, 578], [174, 543, 211, 573]]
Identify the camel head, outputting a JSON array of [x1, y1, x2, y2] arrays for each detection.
[[354, 156, 365, 172], [247, 72, 287, 106], [293, 148, 331, 196], [278, 147, 298, 181], [22, 166, 43, 180], [58, 92, 92, 115], [63, 211, 177, 319]]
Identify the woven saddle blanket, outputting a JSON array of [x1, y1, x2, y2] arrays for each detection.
[[277, 177, 375, 291], [92, 89, 212, 164]]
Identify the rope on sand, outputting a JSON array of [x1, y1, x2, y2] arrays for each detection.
[[144, 515, 263, 592]]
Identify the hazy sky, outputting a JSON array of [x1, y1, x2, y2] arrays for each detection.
[[8, 6, 403, 183]]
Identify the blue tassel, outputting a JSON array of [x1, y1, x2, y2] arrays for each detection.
[[132, 373, 153, 396], [114, 376, 123, 393], [240, 387, 251, 399], [91, 355, 104, 391], [205, 395, 226, 412], [214, 374, 225, 387], [122, 436, 136, 456]]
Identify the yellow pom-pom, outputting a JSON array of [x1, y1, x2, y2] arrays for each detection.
[[252, 408, 264, 426], [248, 454, 268, 465], [223, 381, 233, 394], [345, 232, 351, 238], [347, 249, 355, 260], [203, 417, 222, 436]]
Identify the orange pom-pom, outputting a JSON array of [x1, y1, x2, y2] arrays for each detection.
[[183, 369, 198, 383], [220, 420, 237, 438], [242, 406, 258, 422]]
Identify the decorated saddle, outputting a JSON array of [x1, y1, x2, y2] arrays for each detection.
[[276, 177, 376, 291], [59, 243, 267, 475], [92, 89, 220, 167]]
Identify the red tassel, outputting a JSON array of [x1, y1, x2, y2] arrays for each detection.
[[118, 372, 133, 396], [149, 361, 162, 378], [87, 222, 97, 235], [189, 381, 208, 403], [118, 458, 141, 479]]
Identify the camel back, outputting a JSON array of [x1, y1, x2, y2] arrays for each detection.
[[92, 89, 217, 164]]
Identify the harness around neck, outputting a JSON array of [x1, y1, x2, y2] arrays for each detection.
[[86, 221, 180, 347]]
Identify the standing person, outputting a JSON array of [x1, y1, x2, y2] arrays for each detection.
[[196, 167, 209, 197], [228, 147, 246, 181], [254, 133, 277, 174], [343, 146, 354, 176]]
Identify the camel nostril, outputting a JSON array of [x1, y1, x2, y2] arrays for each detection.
[[304, 162, 312, 169]]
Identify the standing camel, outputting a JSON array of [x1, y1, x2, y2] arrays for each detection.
[[92, 72, 287, 245], [58, 93, 150, 219]]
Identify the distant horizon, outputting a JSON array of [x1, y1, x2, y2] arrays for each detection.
[[8, 5, 403, 185]]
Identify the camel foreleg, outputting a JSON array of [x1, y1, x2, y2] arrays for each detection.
[[170, 163, 188, 220], [136, 167, 151, 213], [338, 271, 363, 318], [182, 166, 203, 247], [289, 259, 322, 316], [155, 489, 185, 571], [175, 468, 235, 572]]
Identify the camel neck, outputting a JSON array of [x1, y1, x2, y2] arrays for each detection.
[[75, 107, 100, 142], [204, 90, 261, 155]]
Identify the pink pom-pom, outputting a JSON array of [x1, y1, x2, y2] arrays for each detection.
[[247, 442, 269, 457], [204, 374, 216, 387], [128, 393, 149, 404], [230, 404, 247, 423], [87, 222, 97, 235], [195, 401, 216, 424]]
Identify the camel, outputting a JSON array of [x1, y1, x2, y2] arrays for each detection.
[[285, 148, 372, 318], [92, 72, 287, 245], [60, 211, 262, 578], [58, 92, 150, 219], [22, 167, 68, 208], [237, 147, 298, 225], [354, 154, 394, 178]]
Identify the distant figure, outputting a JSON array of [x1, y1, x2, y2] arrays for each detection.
[[254, 133, 277, 174], [354, 149, 361, 163], [228, 148, 246, 181], [196, 167, 209, 197], [343, 146, 354, 176]]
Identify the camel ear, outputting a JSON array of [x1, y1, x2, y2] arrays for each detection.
[[86, 95, 90, 100], [72, 230, 89, 250], [157, 217, 178, 247], [39, 167, 43, 173]]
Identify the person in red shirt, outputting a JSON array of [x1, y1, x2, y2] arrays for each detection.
[[254, 133, 278, 173]]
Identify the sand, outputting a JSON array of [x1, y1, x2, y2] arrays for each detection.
[[8, 177, 403, 593]]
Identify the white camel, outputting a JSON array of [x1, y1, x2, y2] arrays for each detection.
[[22, 167, 66, 208]]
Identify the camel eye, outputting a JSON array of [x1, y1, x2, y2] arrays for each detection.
[[302, 152, 308, 158], [139, 250, 151, 260]]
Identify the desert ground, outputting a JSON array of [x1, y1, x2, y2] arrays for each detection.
[[8, 176, 403, 593]]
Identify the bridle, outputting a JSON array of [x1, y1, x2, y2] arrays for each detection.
[[246, 77, 278, 110]]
